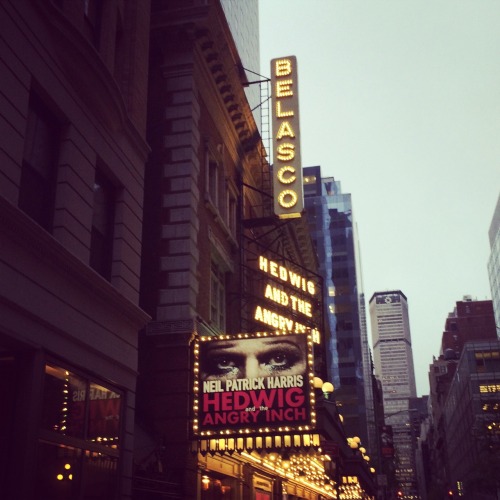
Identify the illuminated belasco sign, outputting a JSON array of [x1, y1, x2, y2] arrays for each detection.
[[192, 332, 315, 437], [271, 56, 303, 219]]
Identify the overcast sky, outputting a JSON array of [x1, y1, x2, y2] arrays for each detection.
[[259, 0, 500, 396]]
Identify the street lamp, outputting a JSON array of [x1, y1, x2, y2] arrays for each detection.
[[313, 376, 324, 390], [322, 381, 334, 399], [348, 436, 360, 451], [314, 377, 344, 423], [314, 378, 343, 498]]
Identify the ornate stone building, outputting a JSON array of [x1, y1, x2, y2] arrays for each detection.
[[135, 2, 330, 498]]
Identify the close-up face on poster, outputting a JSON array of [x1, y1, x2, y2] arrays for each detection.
[[193, 333, 314, 436]]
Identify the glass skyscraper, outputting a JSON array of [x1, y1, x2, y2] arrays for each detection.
[[304, 166, 375, 454]]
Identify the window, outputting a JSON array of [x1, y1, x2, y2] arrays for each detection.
[[205, 144, 224, 216], [434, 365, 447, 374], [207, 159, 219, 208], [475, 350, 500, 373], [35, 442, 118, 500], [38, 363, 121, 499], [90, 169, 116, 280], [228, 194, 236, 233], [19, 95, 60, 230], [201, 472, 237, 499], [210, 262, 226, 331], [226, 183, 238, 237], [41, 364, 121, 447], [204, 144, 239, 241], [113, 11, 125, 81]]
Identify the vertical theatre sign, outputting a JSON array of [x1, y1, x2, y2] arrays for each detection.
[[271, 56, 303, 219], [192, 333, 315, 437]]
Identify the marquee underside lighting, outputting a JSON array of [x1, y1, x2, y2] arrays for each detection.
[[194, 433, 321, 456]]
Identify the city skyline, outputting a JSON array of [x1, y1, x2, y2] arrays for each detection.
[[259, 0, 500, 396]]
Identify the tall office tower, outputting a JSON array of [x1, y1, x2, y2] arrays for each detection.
[[369, 290, 418, 497], [304, 167, 376, 457], [220, 0, 261, 121], [487, 194, 500, 331]]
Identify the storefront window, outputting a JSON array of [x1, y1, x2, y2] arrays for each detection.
[[42, 365, 87, 438], [82, 449, 119, 498], [42, 364, 121, 447], [38, 363, 122, 499], [35, 442, 118, 500], [88, 382, 121, 445], [35, 443, 80, 500], [255, 492, 271, 500]]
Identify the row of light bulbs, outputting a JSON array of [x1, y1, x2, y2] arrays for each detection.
[[347, 436, 376, 474]]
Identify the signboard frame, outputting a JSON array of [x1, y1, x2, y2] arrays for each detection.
[[270, 55, 304, 219], [192, 331, 315, 438]]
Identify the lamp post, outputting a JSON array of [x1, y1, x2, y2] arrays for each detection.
[[322, 381, 335, 400], [315, 378, 377, 499], [314, 377, 345, 499]]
